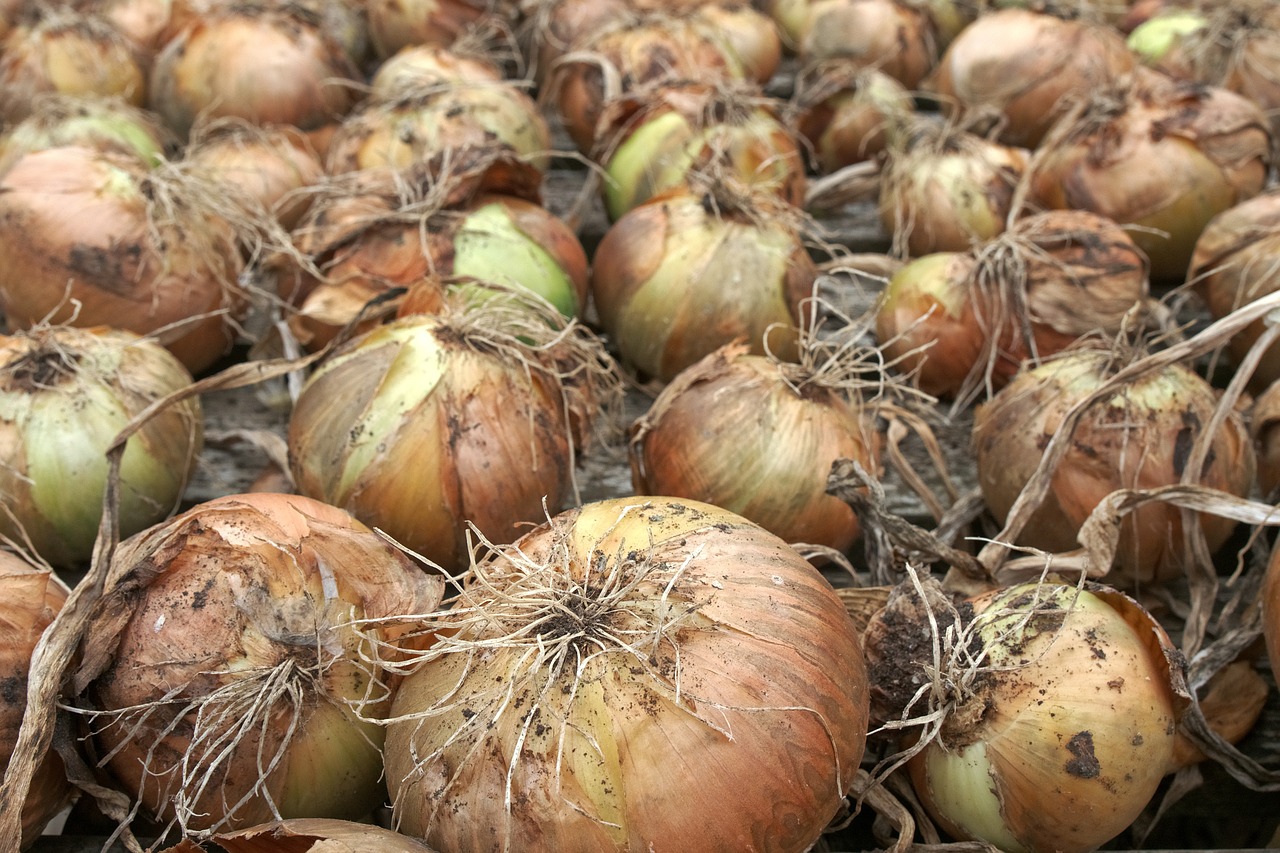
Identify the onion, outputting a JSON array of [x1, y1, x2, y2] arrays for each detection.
[[0, 146, 251, 374], [69, 492, 445, 836], [629, 341, 882, 552], [1025, 68, 1271, 283], [324, 81, 551, 177], [924, 7, 1137, 148], [1188, 187, 1280, 390], [383, 496, 870, 851], [971, 347, 1256, 584], [0, 93, 173, 178], [369, 41, 504, 99], [591, 182, 816, 382], [1251, 378, 1280, 497], [365, 0, 506, 60], [797, 0, 940, 90], [74, 0, 198, 60], [287, 291, 623, 573], [690, 2, 783, 84], [0, 548, 72, 849], [147, 2, 362, 139], [791, 62, 914, 174], [876, 210, 1150, 401], [0, 9, 147, 125], [865, 576, 1187, 853], [0, 325, 203, 569], [200, 818, 440, 852], [595, 80, 806, 221], [878, 118, 1028, 257]]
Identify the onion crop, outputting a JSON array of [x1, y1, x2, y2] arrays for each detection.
[[797, 0, 940, 90], [791, 62, 914, 174], [383, 496, 870, 852], [0, 93, 171, 178], [0, 325, 203, 569]]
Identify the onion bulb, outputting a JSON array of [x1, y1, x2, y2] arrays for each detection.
[[629, 341, 882, 552], [69, 492, 445, 836], [797, 0, 940, 90], [365, 0, 506, 59], [384, 496, 870, 851], [0, 9, 147, 125], [1251, 378, 1280, 497], [791, 62, 914, 174], [864, 576, 1187, 853], [287, 291, 623, 572], [0, 325, 203, 569], [369, 41, 504, 99], [0, 549, 72, 849], [971, 347, 1256, 584], [876, 210, 1150, 401], [1025, 68, 1271, 283], [0, 93, 172, 178], [595, 80, 806, 221], [0, 146, 251, 374], [591, 182, 816, 382], [924, 7, 1137, 148]]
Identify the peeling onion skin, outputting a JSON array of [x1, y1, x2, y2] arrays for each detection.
[[385, 496, 870, 853], [972, 349, 1256, 585], [629, 344, 881, 552], [0, 326, 203, 569], [906, 582, 1186, 853], [73, 493, 445, 834], [0, 551, 72, 849]]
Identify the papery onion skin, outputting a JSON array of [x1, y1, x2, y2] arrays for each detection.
[[629, 343, 881, 551], [0, 325, 203, 569], [905, 582, 1185, 853], [210, 817, 441, 852], [72, 493, 444, 833], [385, 496, 870, 853], [0, 550, 72, 849], [591, 187, 815, 382], [972, 349, 1256, 584]]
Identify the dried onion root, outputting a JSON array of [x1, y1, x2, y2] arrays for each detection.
[[381, 496, 870, 852]]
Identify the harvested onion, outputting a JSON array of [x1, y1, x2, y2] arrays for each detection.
[[384, 496, 870, 851], [797, 0, 939, 90], [365, 0, 505, 59], [69, 492, 445, 835], [0, 325, 203, 569], [791, 62, 914, 174], [369, 41, 504, 99], [0, 93, 171, 178]]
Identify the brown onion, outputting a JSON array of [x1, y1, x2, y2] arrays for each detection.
[[591, 182, 816, 382], [797, 0, 940, 90], [691, 2, 783, 84], [368, 41, 504, 99], [972, 347, 1256, 584], [1025, 68, 1271, 283], [384, 496, 870, 852], [0, 93, 172, 178], [924, 7, 1137, 149], [0, 325, 203, 569], [0, 147, 250, 374], [70, 493, 445, 835], [365, 0, 505, 59], [791, 62, 914, 174], [629, 342, 882, 551]]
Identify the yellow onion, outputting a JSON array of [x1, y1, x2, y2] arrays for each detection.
[[73, 0, 198, 60], [1025, 68, 1271, 282], [0, 325, 203, 569], [278, 152, 587, 350], [0, 146, 250, 374], [549, 12, 747, 153], [797, 0, 940, 90], [384, 496, 870, 852], [0, 92, 172, 178], [147, 2, 362, 139], [196, 818, 440, 852], [924, 8, 1137, 149], [1188, 187, 1280, 390], [972, 347, 1256, 584], [591, 182, 816, 382], [879, 119, 1028, 257], [595, 80, 807, 221], [324, 81, 551, 177], [0, 549, 72, 849], [0, 9, 147, 126], [369, 41, 504, 99], [876, 210, 1150, 401], [690, 2, 783, 84], [287, 293, 623, 572], [365, 0, 506, 59], [185, 118, 325, 230], [1251, 378, 1280, 497], [629, 342, 882, 552], [70, 493, 445, 835], [791, 62, 914, 174], [865, 577, 1187, 853]]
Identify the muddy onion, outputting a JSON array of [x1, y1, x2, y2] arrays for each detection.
[[791, 62, 914, 174], [972, 348, 1256, 583], [383, 496, 870, 851], [0, 146, 250, 374], [287, 297, 621, 572], [0, 549, 72, 848], [629, 342, 881, 551], [591, 183, 815, 382], [69, 493, 444, 834], [866, 578, 1186, 853]]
